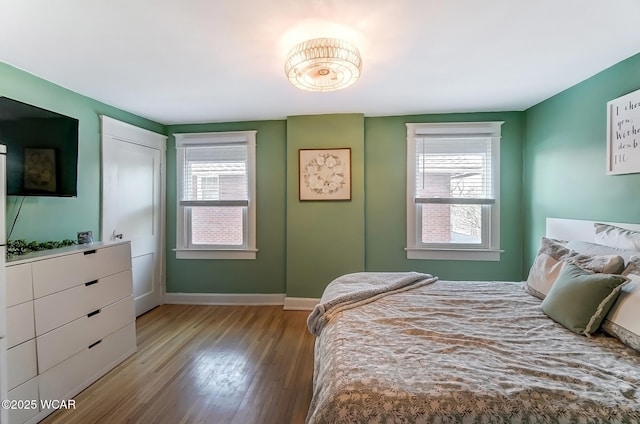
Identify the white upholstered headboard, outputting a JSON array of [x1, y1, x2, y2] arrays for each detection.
[[546, 218, 640, 242]]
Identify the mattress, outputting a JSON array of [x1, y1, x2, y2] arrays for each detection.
[[306, 277, 640, 424]]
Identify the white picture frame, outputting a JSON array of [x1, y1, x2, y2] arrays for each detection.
[[607, 87, 640, 175], [299, 148, 351, 201]]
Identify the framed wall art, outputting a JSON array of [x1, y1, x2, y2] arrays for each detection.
[[607, 87, 640, 175], [23, 147, 57, 192], [299, 148, 351, 200]]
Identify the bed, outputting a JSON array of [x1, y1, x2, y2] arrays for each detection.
[[305, 219, 640, 424]]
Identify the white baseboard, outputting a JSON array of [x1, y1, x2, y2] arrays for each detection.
[[164, 293, 286, 306], [283, 297, 320, 311]]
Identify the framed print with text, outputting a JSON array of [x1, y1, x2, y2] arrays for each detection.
[[607, 88, 640, 175]]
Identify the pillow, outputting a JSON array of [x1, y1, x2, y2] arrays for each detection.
[[601, 256, 640, 351], [565, 240, 638, 263], [525, 237, 625, 300], [541, 263, 628, 336], [594, 223, 640, 251]]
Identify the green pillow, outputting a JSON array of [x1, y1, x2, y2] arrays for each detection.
[[541, 263, 628, 336]]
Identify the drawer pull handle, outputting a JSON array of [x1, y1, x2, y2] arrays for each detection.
[[85, 280, 99, 286], [87, 309, 101, 318], [84, 249, 97, 255], [88, 340, 102, 349]]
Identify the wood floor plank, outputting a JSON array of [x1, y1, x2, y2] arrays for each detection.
[[40, 305, 314, 424]]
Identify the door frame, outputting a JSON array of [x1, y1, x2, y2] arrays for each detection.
[[100, 115, 167, 309]]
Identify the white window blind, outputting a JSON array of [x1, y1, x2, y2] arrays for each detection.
[[180, 143, 248, 207], [414, 137, 494, 206]]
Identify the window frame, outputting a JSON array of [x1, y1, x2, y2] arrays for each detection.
[[406, 122, 503, 261], [174, 130, 257, 260]]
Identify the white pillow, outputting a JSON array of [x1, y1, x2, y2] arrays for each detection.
[[594, 223, 640, 251], [565, 240, 638, 263], [602, 256, 640, 351]]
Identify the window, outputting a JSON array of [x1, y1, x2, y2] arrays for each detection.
[[406, 122, 503, 261], [174, 131, 257, 259]]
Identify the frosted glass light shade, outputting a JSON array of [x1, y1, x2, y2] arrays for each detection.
[[284, 38, 362, 92]]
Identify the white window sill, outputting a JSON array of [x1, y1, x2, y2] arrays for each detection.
[[405, 248, 503, 261], [174, 248, 258, 260]]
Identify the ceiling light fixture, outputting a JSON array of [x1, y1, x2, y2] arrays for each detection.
[[284, 37, 362, 92]]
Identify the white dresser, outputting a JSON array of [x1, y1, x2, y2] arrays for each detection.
[[4, 241, 136, 424]]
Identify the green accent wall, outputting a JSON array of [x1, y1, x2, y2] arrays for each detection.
[[0, 62, 164, 242], [166, 112, 524, 298], [523, 53, 640, 275], [365, 112, 524, 281], [165, 120, 287, 294], [286, 114, 365, 298]]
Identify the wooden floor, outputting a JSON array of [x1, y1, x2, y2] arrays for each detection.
[[41, 304, 315, 424]]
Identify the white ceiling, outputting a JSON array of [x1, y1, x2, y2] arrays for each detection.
[[2, 0, 640, 125]]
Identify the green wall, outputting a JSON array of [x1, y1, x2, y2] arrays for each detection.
[[166, 112, 524, 298], [523, 53, 640, 274], [165, 120, 287, 294], [0, 62, 164, 242], [286, 114, 365, 298], [365, 112, 524, 281]]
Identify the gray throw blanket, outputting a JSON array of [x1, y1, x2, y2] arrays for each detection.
[[307, 272, 438, 336]]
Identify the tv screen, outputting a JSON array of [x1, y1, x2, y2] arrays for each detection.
[[0, 97, 79, 197]]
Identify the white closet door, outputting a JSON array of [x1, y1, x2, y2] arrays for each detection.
[[101, 116, 166, 316]]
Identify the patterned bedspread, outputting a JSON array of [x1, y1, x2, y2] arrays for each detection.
[[306, 278, 640, 424]]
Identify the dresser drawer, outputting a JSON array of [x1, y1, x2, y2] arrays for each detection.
[[39, 322, 136, 402], [7, 377, 40, 424], [34, 269, 133, 336], [32, 243, 131, 298], [7, 339, 37, 390], [6, 301, 35, 348], [37, 296, 135, 372], [6, 263, 33, 307]]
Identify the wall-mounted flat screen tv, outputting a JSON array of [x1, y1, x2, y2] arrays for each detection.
[[0, 96, 79, 197]]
